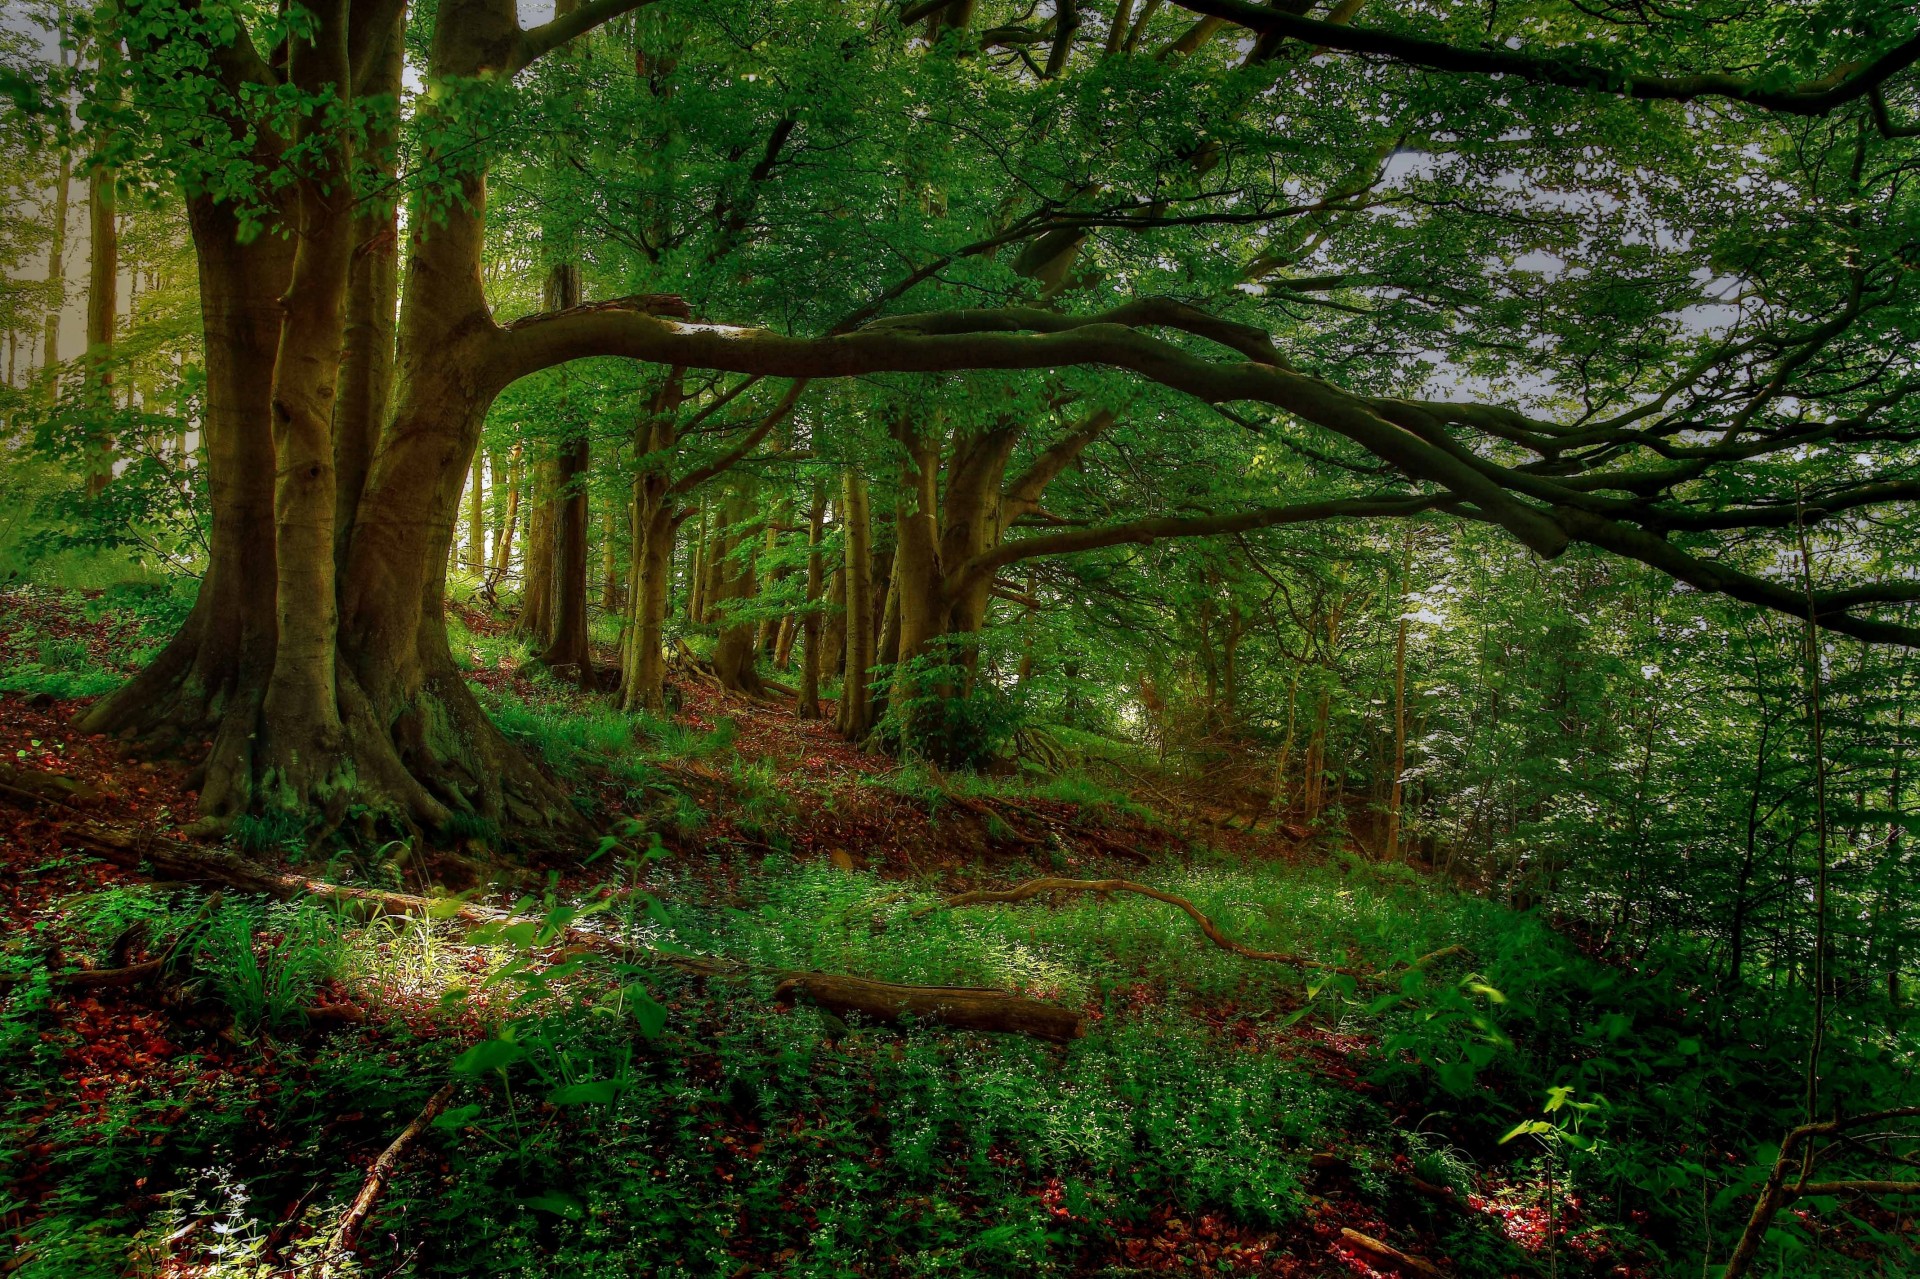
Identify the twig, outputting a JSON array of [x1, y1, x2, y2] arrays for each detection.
[[320, 1082, 457, 1274]]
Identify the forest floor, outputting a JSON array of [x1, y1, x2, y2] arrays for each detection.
[[0, 585, 1890, 1278]]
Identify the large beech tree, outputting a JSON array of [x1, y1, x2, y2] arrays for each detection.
[[76, 0, 1919, 839]]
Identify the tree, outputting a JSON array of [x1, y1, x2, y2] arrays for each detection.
[[75, 0, 1920, 842]]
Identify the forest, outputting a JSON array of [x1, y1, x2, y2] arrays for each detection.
[[0, 0, 1918, 1274]]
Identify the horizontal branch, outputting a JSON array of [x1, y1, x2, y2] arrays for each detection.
[[488, 297, 1920, 647], [1167, 0, 1920, 117], [950, 493, 1444, 590]]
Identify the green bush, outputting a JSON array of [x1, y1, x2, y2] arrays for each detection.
[[876, 640, 1028, 770]]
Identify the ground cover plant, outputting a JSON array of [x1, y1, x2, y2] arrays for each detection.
[[3, 0, 1920, 1273]]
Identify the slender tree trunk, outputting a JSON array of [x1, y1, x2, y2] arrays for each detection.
[[517, 459, 557, 638], [824, 564, 847, 679], [684, 501, 706, 623], [536, 263, 595, 686], [40, 146, 71, 400], [601, 504, 621, 612], [838, 471, 876, 739], [83, 155, 117, 495], [1384, 524, 1415, 860], [620, 377, 681, 712], [796, 482, 828, 717], [485, 445, 522, 594], [700, 498, 729, 625]]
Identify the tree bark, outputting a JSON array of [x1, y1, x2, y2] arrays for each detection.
[[838, 471, 877, 738], [84, 151, 117, 496], [39, 135, 70, 401], [466, 456, 486, 573], [802, 517, 828, 707], [710, 489, 764, 693]]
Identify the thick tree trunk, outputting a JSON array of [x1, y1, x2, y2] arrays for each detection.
[[76, 197, 290, 821], [85, 0, 593, 844]]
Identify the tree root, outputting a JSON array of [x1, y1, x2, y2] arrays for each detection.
[[319, 1081, 457, 1276], [914, 876, 1464, 981], [0, 769, 1082, 1042], [931, 787, 1152, 862]]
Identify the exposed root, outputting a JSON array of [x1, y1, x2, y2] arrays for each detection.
[[915, 876, 1466, 980]]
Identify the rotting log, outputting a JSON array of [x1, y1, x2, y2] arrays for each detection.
[[1337, 1227, 1443, 1278], [775, 973, 1083, 1042], [0, 766, 1083, 1042]]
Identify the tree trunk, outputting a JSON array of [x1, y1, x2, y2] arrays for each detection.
[[485, 445, 522, 596], [710, 489, 764, 693], [685, 500, 707, 622], [796, 483, 828, 717], [76, 196, 290, 820], [466, 456, 486, 573], [536, 264, 595, 687], [838, 470, 877, 739], [84, 0, 592, 843], [83, 156, 117, 496], [600, 503, 622, 613], [1384, 524, 1414, 860], [40, 140, 71, 401], [517, 458, 557, 640], [620, 381, 682, 713], [824, 564, 847, 679]]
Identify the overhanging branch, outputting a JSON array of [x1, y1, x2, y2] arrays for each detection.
[[1167, 0, 1920, 117]]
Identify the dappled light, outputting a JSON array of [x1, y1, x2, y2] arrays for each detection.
[[4, 0, 1920, 1274]]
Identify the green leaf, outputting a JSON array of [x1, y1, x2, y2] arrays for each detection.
[[450, 1037, 524, 1076], [522, 1191, 585, 1220], [547, 1079, 622, 1105], [1501, 1120, 1555, 1144], [628, 985, 668, 1039], [433, 1103, 483, 1129]]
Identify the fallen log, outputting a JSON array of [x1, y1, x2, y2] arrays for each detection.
[[1337, 1227, 1443, 1277], [775, 974, 1083, 1043], [0, 768, 1082, 1042]]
